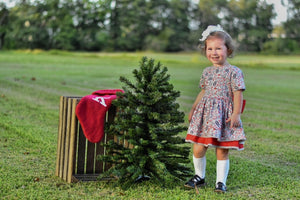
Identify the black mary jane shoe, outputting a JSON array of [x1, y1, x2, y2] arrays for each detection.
[[184, 175, 206, 189], [215, 182, 227, 193]]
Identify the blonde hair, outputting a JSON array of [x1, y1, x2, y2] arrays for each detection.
[[199, 31, 235, 58]]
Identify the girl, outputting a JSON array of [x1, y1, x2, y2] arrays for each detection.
[[184, 25, 246, 193]]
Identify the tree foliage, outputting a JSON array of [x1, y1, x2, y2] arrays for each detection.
[[0, 3, 9, 49], [1, 0, 299, 52], [284, 0, 300, 42], [223, 0, 275, 51], [98, 57, 191, 189]]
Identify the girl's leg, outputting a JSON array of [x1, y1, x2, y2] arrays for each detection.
[[185, 144, 208, 188], [216, 148, 229, 160], [215, 148, 230, 189], [193, 144, 208, 179]]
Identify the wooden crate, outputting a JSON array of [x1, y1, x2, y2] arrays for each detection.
[[55, 96, 116, 183]]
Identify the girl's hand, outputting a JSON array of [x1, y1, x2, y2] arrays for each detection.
[[227, 90, 243, 128], [226, 113, 241, 128]]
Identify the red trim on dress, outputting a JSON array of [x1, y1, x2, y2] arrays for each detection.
[[186, 134, 244, 150]]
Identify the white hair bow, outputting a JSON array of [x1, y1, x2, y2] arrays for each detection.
[[199, 24, 226, 42]]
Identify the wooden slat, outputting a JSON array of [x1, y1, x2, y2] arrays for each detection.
[[73, 118, 80, 175], [104, 105, 116, 171], [55, 96, 64, 177], [86, 141, 96, 174], [59, 96, 68, 179], [76, 125, 86, 174], [63, 98, 73, 180], [67, 98, 80, 183], [72, 99, 80, 176], [95, 141, 104, 173]]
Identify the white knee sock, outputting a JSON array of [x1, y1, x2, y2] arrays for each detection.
[[193, 155, 206, 179], [216, 159, 230, 186]]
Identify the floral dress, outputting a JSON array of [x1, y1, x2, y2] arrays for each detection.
[[185, 65, 246, 150]]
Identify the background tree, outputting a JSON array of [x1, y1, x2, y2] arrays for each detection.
[[283, 0, 300, 46], [108, 0, 122, 50], [110, 0, 153, 51], [196, 0, 225, 29], [99, 57, 191, 188], [1, 0, 295, 53], [260, 0, 300, 54], [0, 3, 9, 49], [144, 0, 171, 51], [223, 0, 275, 51], [164, 0, 191, 51], [37, 0, 75, 50], [4, 1, 45, 49], [72, 0, 109, 51]]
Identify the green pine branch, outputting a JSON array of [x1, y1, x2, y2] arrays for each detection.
[[98, 57, 191, 189]]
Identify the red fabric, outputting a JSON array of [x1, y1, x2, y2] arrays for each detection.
[[186, 134, 244, 150], [241, 99, 246, 113], [75, 89, 124, 143]]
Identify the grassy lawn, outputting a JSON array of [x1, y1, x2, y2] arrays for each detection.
[[0, 50, 299, 199]]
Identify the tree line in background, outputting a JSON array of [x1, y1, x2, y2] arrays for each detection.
[[0, 0, 299, 53]]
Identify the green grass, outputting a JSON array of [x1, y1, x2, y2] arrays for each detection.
[[0, 50, 300, 199]]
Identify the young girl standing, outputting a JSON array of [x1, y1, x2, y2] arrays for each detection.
[[185, 25, 246, 193]]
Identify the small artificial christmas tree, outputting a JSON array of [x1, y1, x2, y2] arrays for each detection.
[[99, 57, 191, 188]]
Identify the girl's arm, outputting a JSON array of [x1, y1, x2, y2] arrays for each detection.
[[226, 90, 243, 128], [188, 90, 205, 122]]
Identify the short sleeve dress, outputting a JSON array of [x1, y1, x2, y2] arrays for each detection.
[[185, 65, 246, 150]]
